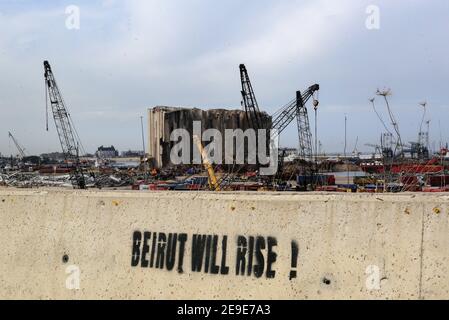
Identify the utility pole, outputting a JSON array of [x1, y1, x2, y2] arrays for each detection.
[[419, 102, 427, 140], [344, 114, 349, 185]]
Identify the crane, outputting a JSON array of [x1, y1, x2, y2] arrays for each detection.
[[365, 143, 383, 156], [8, 131, 27, 159], [239, 63, 319, 161], [271, 84, 319, 161], [352, 136, 359, 157], [43, 60, 86, 189], [239, 64, 266, 130], [366, 133, 394, 160]]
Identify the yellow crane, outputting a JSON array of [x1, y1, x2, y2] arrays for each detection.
[[193, 135, 221, 191]]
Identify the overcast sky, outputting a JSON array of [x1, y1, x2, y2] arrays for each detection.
[[0, 0, 448, 156]]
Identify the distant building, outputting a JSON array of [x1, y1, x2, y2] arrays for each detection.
[[121, 150, 144, 157], [96, 146, 119, 158], [279, 148, 298, 156]]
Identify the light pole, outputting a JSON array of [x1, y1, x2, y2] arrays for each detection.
[[140, 116, 147, 180], [344, 114, 349, 185]]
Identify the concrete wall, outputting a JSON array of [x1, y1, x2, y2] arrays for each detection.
[[1, 189, 449, 300]]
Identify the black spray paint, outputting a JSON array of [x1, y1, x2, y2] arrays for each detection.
[[289, 240, 299, 280], [131, 231, 290, 279], [131, 231, 188, 274]]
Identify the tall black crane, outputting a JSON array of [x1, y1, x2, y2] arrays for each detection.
[[44, 60, 86, 189], [239, 64, 266, 130], [271, 84, 319, 161]]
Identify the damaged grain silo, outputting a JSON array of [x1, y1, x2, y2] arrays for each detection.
[[147, 106, 272, 168]]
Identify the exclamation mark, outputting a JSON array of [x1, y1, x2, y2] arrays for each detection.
[[289, 241, 299, 280]]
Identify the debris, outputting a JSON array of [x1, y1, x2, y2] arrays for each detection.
[[0, 171, 135, 189]]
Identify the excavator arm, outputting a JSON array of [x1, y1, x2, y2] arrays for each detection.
[[193, 135, 221, 191]]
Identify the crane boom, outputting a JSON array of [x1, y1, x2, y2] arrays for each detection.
[[240, 64, 265, 130], [44, 60, 86, 189], [8, 131, 26, 159], [271, 84, 319, 160]]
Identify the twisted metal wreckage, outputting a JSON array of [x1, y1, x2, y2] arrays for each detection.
[[0, 172, 134, 189]]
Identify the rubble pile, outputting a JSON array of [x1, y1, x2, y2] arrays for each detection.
[[0, 172, 73, 188], [0, 172, 136, 189], [93, 173, 135, 188]]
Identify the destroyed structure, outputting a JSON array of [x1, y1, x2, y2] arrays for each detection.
[[147, 106, 271, 168]]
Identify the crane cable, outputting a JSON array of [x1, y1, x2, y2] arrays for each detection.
[[45, 78, 49, 132]]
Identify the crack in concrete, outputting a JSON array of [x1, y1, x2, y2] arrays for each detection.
[[418, 204, 425, 300]]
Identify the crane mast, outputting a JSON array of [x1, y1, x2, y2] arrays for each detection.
[[239, 64, 266, 130], [271, 84, 319, 161], [295, 90, 314, 162], [43, 60, 86, 189], [8, 131, 26, 159]]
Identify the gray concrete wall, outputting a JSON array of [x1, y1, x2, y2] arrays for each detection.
[[0, 189, 448, 299]]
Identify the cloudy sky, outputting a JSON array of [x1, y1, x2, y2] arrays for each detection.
[[0, 0, 448, 156]]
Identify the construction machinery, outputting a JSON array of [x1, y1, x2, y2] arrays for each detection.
[[239, 63, 319, 162], [8, 131, 27, 159], [271, 84, 320, 161], [380, 132, 394, 160], [239, 64, 266, 130], [43, 60, 86, 189], [193, 135, 221, 191], [365, 133, 395, 161]]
